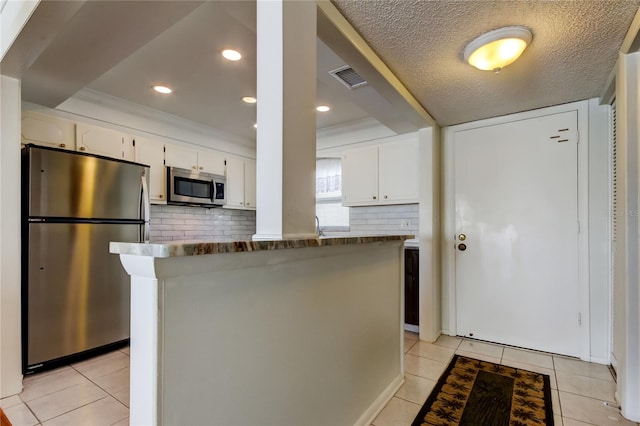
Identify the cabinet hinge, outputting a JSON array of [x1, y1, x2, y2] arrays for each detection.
[[132, 139, 135, 147], [224, 159, 227, 165], [576, 130, 580, 144], [578, 312, 582, 325]]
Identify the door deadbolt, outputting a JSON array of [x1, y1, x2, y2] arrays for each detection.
[[458, 234, 466, 241], [458, 243, 467, 251]]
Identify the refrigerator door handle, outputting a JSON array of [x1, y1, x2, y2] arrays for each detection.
[[141, 174, 151, 243]]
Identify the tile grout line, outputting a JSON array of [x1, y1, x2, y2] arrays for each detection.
[[28, 395, 111, 425], [70, 359, 131, 412], [12, 397, 41, 426]]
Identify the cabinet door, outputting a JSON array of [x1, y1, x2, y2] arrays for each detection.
[[244, 159, 256, 209], [342, 145, 378, 206], [225, 155, 245, 208], [379, 139, 418, 204], [135, 137, 166, 203], [22, 112, 75, 150], [165, 143, 198, 171], [198, 149, 226, 175], [76, 123, 127, 160]]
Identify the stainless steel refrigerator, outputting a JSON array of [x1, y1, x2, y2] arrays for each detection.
[[22, 144, 150, 374]]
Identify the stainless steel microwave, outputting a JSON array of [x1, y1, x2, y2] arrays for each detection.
[[166, 166, 226, 207]]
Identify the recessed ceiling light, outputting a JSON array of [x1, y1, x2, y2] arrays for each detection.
[[463, 26, 532, 72], [253, 123, 258, 129], [222, 49, 242, 61], [316, 105, 330, 112], [153, 85, 172, 94], [242, 96, 257, 104]]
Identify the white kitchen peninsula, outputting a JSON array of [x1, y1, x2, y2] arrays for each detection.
[[110, 235, 411, 426]]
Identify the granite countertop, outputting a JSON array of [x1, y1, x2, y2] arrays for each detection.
[[110, 235, 414, 258]]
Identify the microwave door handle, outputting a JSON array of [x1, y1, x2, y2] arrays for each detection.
[[211, 179, 216, 203]]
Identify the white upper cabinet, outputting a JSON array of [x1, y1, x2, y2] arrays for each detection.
[[378, 139, 418, 203], [224, 155, 256, 210], [134, 137, 166, 203], [342, 136, 418, 206], [244, 159, 256, 209], [197, 149, 226, 176], [342, 145, 379, 205], [22, 112, 76, 150], [165, 143, 225, 176], [225, 155, 245, 208], [165, 143, 198, 171], [76, 123, 133, 161]]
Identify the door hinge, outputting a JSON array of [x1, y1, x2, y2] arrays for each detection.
[[578, 312, 582, 325]]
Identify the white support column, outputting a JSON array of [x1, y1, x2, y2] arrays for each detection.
[[616, 51, 640, 422], [254, 0, 317, 241], [418, 126, 441, 342], [0, 75, 24, 397]]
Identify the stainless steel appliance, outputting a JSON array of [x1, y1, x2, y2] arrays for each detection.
[[22, 144, 150, 374], [166, 166, 226, 207]]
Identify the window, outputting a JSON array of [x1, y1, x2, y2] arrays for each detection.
[[316, 158, 349, 230]]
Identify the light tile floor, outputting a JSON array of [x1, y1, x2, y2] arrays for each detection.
[[375, 332, 639, 426], [2, 336, 637, 426], [1, 346, 130, 426]]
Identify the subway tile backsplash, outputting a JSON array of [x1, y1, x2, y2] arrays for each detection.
[[348, 204, 418, 236], [149, 205, 256, 242]]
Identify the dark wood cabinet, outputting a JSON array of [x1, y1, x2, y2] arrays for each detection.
[[404, 248, 419, 326]]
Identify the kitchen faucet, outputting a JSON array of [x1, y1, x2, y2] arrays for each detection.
[[315, 216, 324, 236]]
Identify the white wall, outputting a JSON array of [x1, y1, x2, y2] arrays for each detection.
[[613, 51, 640, 422], [0, 75, 23, 397], [588, 98, 614, 363]]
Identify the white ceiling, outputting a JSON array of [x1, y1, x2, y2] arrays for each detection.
[[331, 0, 640, 126], [8, 0, 640, 143]]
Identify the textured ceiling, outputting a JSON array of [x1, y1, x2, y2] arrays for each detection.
[[332, 0, 640, 126]]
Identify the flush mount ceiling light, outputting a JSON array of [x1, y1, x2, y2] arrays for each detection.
[[153, 85, 172, 94], [463, 26, 532, 72], [242, 96, 257, 104], [222, 49, 242, 61], [316, 105, 330, 112]]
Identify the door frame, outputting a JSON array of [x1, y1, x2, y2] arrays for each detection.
[[442, 100, 591, 361]]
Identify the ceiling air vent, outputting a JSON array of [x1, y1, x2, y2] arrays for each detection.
[[329, 66, 368, 90]]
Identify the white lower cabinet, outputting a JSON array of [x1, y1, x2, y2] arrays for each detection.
[[225, 155, 256, 210], [21, 111, 76, 150], [134, 137, 166, 203], [76, 123, 134, 161], [341, 136, 418, 206]]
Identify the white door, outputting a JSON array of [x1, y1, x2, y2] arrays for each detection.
[[455, 111, 581, 356]]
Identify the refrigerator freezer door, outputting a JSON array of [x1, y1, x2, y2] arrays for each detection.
[[26, 222, 136, 367], [27, 146, 147, 220]]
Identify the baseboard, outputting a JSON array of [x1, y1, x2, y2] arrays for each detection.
[[354, 373, 404, 426], [404, 324, 419, 333], [588, 355, 610, 365]]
